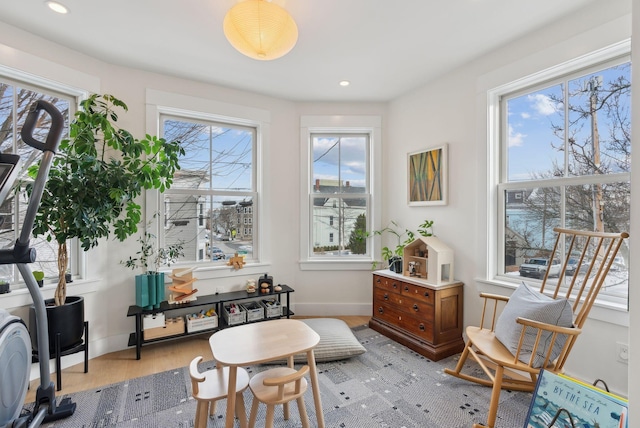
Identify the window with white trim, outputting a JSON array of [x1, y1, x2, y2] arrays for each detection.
[[492, 47, 630, 305], [0, 76, 78, 288], [160, 113, 258, 265], [300, 115, 382, 268]]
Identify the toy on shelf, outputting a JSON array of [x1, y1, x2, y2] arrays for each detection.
[[246, 279, 257, 293], [168, 267, 198, 303], [227, 252, 246, 270]]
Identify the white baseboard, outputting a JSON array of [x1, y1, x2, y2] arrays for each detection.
[[29, 333, 130, 382], [291, 302, 371, 316]]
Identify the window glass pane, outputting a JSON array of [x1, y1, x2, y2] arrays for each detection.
[[504, 187, 561, 276], [0, 81, 71, 285], [506, 84, 564, 182], [312, 134, 367, 192], [164, 119, 254, 191], [0, 84, 15, 154], [163, 193, 255, 265], [567, 64, 631, 177], [312, 196, 367, 256]]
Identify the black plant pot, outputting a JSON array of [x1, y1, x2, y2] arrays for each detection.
[[29, 295, 85, 354], [389, 257, 403, 273]]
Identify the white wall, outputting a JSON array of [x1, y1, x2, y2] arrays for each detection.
[[0, 0, 636, 410], [0, 22, 384, 372], [387, 0, 632, 396]]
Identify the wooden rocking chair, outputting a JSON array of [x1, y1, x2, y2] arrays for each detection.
[[444, 227, 628, 428]]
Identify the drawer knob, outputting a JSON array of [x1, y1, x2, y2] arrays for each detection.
[[419, 323, 425, 331], [424, 291, 430, 298], [383, 293, 389, 301], [413, 304, 419, 312], [404, 286, 409, 292], [392, 282, 398, 289], [377, 307, 384, 314], [376, 278, 381, 283]]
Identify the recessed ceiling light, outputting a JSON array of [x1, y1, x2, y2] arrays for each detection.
[[339, 80, 350, 87], [46, 1, 69, 14]]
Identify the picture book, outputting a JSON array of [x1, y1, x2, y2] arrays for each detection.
[[524, 369, 628, 428]]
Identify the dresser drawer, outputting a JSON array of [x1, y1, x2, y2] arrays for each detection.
[[373, 274, 401, 293], [373, 302, 434, 342], [397, 297, 434, 322], [400, 281, 434, 305], [373, 287, 404, 306]]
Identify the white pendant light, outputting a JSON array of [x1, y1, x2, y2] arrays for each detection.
[[223, 0, 298, 61]]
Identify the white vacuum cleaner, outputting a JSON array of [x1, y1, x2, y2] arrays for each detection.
[[0, 100, 75, 427]]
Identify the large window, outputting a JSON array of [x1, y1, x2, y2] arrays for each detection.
[[310, 133, 369, 257], [0, 78, 75, 287], [160, 114, 257, 265], [494, 49, 631, 303], [300, 115, 381, 268]]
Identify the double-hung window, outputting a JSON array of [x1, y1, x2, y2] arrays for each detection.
[[160, 114, 257, 265], [300, 116, 381, 269], [492, 45, 631, 305], [0, 77, 76, 288]]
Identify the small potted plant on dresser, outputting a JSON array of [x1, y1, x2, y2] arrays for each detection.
[[355, 219, 434, 272]]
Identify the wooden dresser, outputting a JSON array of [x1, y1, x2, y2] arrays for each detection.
[[369, 270, 464, 361]]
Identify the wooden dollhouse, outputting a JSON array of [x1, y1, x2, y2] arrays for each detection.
[[402, 236, 454, 285]]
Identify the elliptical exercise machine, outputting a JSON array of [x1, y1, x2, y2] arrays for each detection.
[[0, 100, 76, 427]]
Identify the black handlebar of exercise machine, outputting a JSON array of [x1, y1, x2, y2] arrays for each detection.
[[0, 100, 75, 428]]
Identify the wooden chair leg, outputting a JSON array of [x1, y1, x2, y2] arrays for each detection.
[[297, 396, 310, 428], [209, 399, 217, 415], [194, 401, 209, 428], [248, 398, 259, 428], [283, 401, 290, 420], [265, 404, 275, 428], [234, 392, 247, 427], [484, 364, 504, 428]]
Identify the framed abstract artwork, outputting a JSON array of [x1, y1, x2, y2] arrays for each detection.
[[407, 144, 448, 206]]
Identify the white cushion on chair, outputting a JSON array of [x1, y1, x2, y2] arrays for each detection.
[[494, 282, 573, 368]]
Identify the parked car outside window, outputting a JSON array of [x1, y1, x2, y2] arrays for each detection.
[[211, 247, 226, 260]]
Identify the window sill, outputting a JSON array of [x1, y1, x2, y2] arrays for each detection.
[[475, 277, 629, 327], [163, 261, 272, 280], [0, 278, 101, 309], [299, 259, 375, 271]]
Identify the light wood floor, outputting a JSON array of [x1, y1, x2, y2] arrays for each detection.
[[25, 315, 370, 403]]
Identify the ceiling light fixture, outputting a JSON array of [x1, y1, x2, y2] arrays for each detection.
[[45, 1, 68, 14], [223, 0, 298, 61], [339, 80, 350, 87]]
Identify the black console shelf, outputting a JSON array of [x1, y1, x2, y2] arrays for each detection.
[[126, 284, 294, 359]]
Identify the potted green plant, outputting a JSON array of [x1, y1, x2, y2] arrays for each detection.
[[358, 219, 434, 271], [0, 279, 9, 294], [122, 220, 184, 309], [26, 93, 184, 351], [32, 270, 45, 287]]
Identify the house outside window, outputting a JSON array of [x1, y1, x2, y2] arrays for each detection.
[[160, 114, 257, 265], [0, 76, 77, 287], [300, 115, 382, 269], [492, 46, 630, 305]]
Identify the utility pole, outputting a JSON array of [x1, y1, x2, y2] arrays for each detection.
[[588, 76, 604, 232]]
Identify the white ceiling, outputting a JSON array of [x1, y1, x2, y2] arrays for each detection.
[[0, 0, 601, 102]]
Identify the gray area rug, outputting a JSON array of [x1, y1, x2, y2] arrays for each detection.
[[28, 325, 531, 427]]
